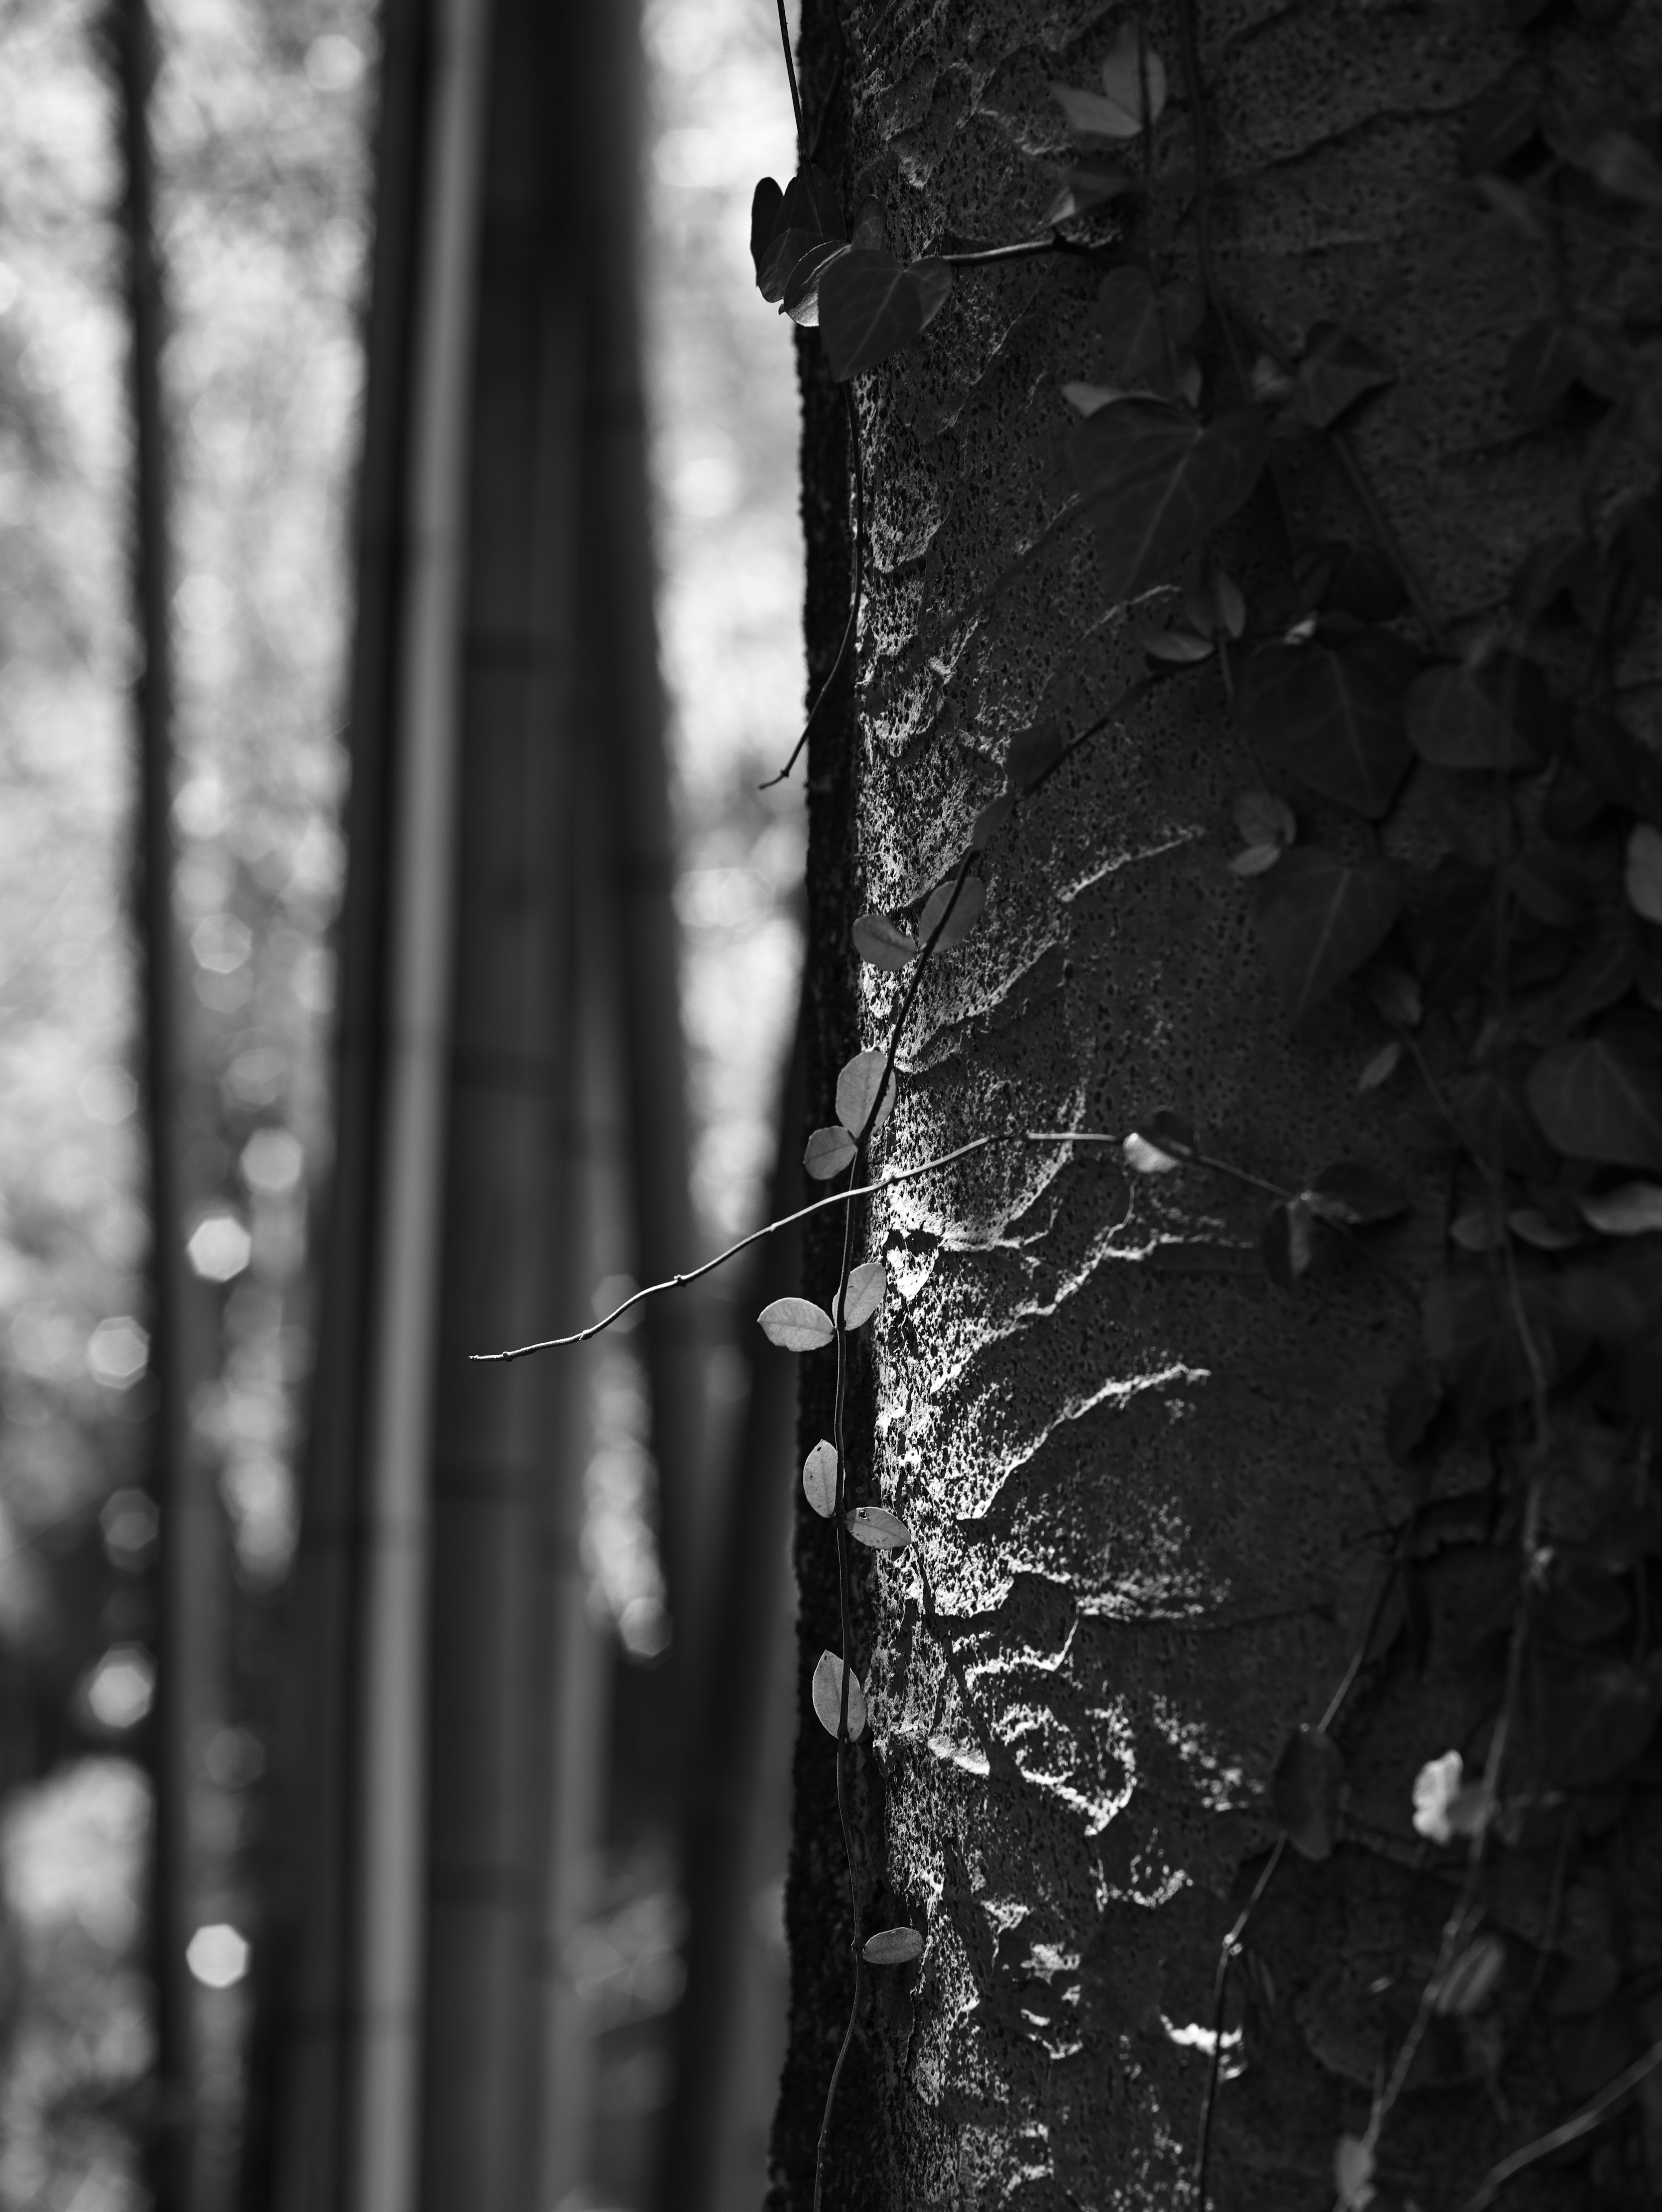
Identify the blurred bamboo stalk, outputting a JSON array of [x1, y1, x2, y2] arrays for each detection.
[[112, 3, 212, 2203], [657, 1008, 805, 2212]]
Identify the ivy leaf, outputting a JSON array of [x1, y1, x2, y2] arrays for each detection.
[[1294, 322, 1394, 429], [1304, 1161, 1408, 1226], [755, 165, 847, 301], [1006, 720, 1065, 791], [1293, 541, 1408, 624], [1579, 1183, 1662, 1236], [1424, 1266, 1565, 1424], [1256, 849, 1402, 1024], [969, 793, 1014, 849], [1234, 789, 1297, 849], [804, 1125, 857, 1181], [811, 1651, 866, 1741], [835, 1258, 888, 1330], [1459, 86, 1540, 175], [1262, 1197, 1315, 1287], [1238, 629, 1416, 818], [1405, 652, 1556, 770], [758, 1297, 836, 1352], [1407, 862, 1492, 1006], [1625, 823, 1662, 924], [919, 872, 986, 950], [1358, 1038, 1403, 1090], [863, 1926, 924, 1965], [1584, 128, 1662, 209], [850, 196, 884, 251], [835, 1048, 897, 1139], [1044, 161, 1131, 224], [1540, 1657, 1662, 1788], [802, 1439, 838, 1518], [847, 1505, 912, 1551], [750, 177, 785, 280], [782, 238, 852, 327], [819, 250, 952, 381], [1096, 268, 1205, 395], [1071, 400, 1269, 604], [1433, 1934, 1506, 2018], [1050, 22, 1167, 139], [1272, 1724, 1343, 1860], [1528, 1023, 1662, 1170], [853, 911, 921, 969]]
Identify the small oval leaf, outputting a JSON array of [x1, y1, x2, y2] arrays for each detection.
[[758, 1297, 835, 1352], [969, 792, 1014, 849], [802, 1439, 838, 1518], [919, 873, 985, 951], [804, 1125, 857, 1181], [1124, 1132, 1182, 1175], [863, 1926, 924, 1965], [812, 1650, 866, 1740], [853, 911, 921, 969], [835, 1048, 897, 1139], [847, 1505, 912, 1551], [1006, 720, 1066, 791], [1579, 1182, 1662, 1236], [835, 1259, 888, 1331]]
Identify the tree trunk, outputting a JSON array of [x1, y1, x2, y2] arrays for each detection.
[[776, 3, 1662, 2209]]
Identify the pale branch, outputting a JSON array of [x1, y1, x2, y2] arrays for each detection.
[[470, 1128, 1130, 1362]]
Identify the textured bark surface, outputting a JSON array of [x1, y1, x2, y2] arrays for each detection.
[[776, 3, 1662, 2210]]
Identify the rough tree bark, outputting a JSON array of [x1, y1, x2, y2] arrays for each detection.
[[776, 3, 1661, 2210]]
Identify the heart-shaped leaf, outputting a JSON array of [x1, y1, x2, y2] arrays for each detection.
[[919, 873, 985, 950], [754, 165, 847, 300], [812, 1650, 866, 1740], [863, 1925, 924, 1965], [1238, 629, 1416, 818], [1044, 162, 1131, 224], [1256, 849, 1402, 1024], [1528, 1022, 1662, 1170], [819, 250, 953, 380], [847, 1505, 912, 1551], [835, 1258, 887, 1330], [1052, 21, 1167, 138], [1073, 401, 1268, 604], [1424, 1265, 1565, 1424], [1272, 1724, 1343, 1859], [802, 1440, 838, 1517], [1096, 268, 1205, 394], [782, 238, 852, 327], [1406, 652, 1556, 770], [750, 177, 785, 279], [853, 912, 921, 969], [1006, 721, 1065, 791], [1295, 322, 1394, 429], [1262, 1197, 1315, 1287], [758, 1297, 836, 1352], [1293, 541, 1408, 624], [804, 1125, 857, 1181], [835, 1048, 897, 1139]]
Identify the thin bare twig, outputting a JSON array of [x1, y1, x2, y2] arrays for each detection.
[[1457, 2040, 1662, 2212], [764, 383, 864, 789], [776, 0, 804, 160]]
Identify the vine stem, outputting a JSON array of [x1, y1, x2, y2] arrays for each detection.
[[1456, 2039, 1662, 2212], [763, 383, 864, 789], [775, 0, 805, 162]]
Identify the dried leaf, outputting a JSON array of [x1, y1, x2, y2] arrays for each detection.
[[758, 1297, 835, 1352], [804, 1125, 857, 1181], [835, 1258, 887, 1331], [811, 1650, 866, 1740], [1262, 1196, 1315, 1287], [853, 911, 921, 969], [863, 1926, 924, 1965], [802, 1440, 838, 1518], [847, 1505, 912, 1551], [835, 1048, 897, 1139]]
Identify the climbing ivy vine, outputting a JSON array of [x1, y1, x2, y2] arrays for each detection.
[[484, 0, 1662, 2204]]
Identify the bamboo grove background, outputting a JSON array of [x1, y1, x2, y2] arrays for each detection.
[[0, 1, 805, 2206]]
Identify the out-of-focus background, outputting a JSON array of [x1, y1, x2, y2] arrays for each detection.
[[0, 0, 804, 2206]]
